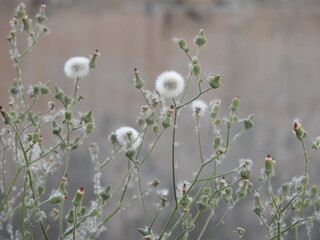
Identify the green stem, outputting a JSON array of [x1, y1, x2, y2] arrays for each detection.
[[177, 88, 211, 109], [72, 206, 78, 240], [0, 168, 21, 212], [197, 213, 213, 240], [21, 175, 27, 240], [196, 118, 204, 164], [171, 98, 178, 206]]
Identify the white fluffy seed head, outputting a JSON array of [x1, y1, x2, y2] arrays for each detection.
[[115, 126, 141, 149], [191, 99, 208, 118], [64, 57, 90, 79], [155, 71, 184, 98]]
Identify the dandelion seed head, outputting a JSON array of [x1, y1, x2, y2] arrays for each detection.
[[155, 71, 184, 98], [191, 99, 208, 118], [64, 57, 90, 79], [115, 126, 141, 150]]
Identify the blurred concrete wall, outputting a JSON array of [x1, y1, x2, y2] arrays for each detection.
[[1, 0, 320, 239]]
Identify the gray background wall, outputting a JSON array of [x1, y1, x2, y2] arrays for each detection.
[[1, 0, 320, 239]]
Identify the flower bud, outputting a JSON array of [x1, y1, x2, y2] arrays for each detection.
[[194, 29, 207, 47], [55, 85, 65, 100], [32, 132, 40, 144], [196, 195, 209, 212], [40, 85, 49, 95], [153, 124, 159, 134], [22, 16, 31, 31], [310, 185, 319, 198], [86, 123, 94, 134], [146, 112, 155, 126], [59, 175, 68, 195], [282, 183, 290, 195], [89, 49, 100, 68], [178, 39, 187, 49], [65, 110, 72, 121], [72, 187, 84, 207], [264, 154, 275, 176], [237, 180, 249, 198], [208, 75, 221, 89], [230, 97, 240, 113], [49, 193, 67, 204], [293, 122, 307, 141], [125, 148, 136, 160], [81, 111, 93, 123], [240, 169, 251, 180], [99, 185, 111, 202], [193, 64, 201, 76], [15, 3, 27, 19], [37, 186, 45, 196], [253, 192, 264, 215], [64, 96, 72, 107], [203, 187, 211, 196], [67, 209, 75, 224], [312, 136, 320, 149], [210, 101, 220, 119], [90, 208, 99, 216], [36, 3, 47, 24], [133, 68, 144, 89], [0, 106, 13, 124], [162, 117, 171, 129], [243, 114, 254, 130], [213, 135, 222, 151], [52, 121, 62, 135]]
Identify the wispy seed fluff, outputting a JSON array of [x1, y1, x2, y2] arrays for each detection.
[[64, 57, 90, 79], [191, 99, 208, 118], [155, 71, 185, 98], [115, 126, 141, 150]]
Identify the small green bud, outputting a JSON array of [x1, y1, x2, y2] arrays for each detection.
[[310, 185, 319, 198], [292, 198, 302, 209], [203, 187, 211, 196], [196, 195, 209, 212], [315, 196, 320, 206], [194, 29, 207, 47], [40, 86, 49, 95], [193, 64, 201, 76], [67, 210, 75, 224], [55, 85, 65, 100], [72, 187, 84, 207], [65, 110, 72, 121], [10, 80, 20, 95], [237, 180, 249, 198], [49, 193, 66, 204], [312, 136, 320, 149], [225, 187, 233, 196], [36, 3, 47, 24], [0, 106, 13, 124], [15, 3, 27, 19], [133, 68, 144, 89], [64, 96, 72, 107], [230, 96, 240, 113], [125, 148, 136, 160], [89, 49, 100, 68], [109, 133, 119, 147], [282, 183, 291, 195], [80, 206, 87, 215], [243, 114, 254, 130], [138, 118, 145, 127], [293, 122, 307, 141], [86, 123, 94, 134], [253, 192, 264, 215], [214, 119, 221, 125], [81, 111, 93, 123], [32, 132, 40, 144], [178, 39, 187, 49], [153, 124, 159, 134], [99, 185, 111, 202], [37, 186, 45, 196], [90, 208, 99, 216], [303, 198, 312, 208], [240, 169, 251, 180], [232, 115, 239, 122], [208, 75, 221, 89], [52, 121, 62, 135], [59, 175, 68, 195], [213, 135, 222, 151], [162, 117, 171, 129], [22, 16, 31, 31], [146, 112, 155, 126], [264, 154, 275, 176], [301, 175, 309, 186]]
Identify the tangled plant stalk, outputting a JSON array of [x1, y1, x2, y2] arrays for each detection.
[[0, 3, 320, 240]]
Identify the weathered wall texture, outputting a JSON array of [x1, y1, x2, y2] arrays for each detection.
[[1, 0, 320, 239]]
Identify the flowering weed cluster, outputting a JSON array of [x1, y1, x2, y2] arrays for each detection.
[[1, 3, 320, 240]]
